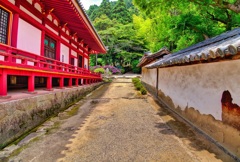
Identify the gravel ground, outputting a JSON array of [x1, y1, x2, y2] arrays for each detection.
[[6, 78, 234, 162]]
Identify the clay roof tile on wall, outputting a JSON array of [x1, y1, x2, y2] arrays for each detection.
[[146, 27, 240, 69], [137, 47, 170, 67]]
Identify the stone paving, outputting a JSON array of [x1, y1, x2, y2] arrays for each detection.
[[1, 77, 235, 162]]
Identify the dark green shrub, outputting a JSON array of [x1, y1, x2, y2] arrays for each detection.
[[94, 68, 105, 74], [140, 87, 147, 95], [120, 68, 125, 74], [136, 83, 142, 90], [132, 78, 140, 85], [132, 77, 147, 95]]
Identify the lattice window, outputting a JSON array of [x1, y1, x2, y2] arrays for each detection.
[[0, 7, 10, 44], [44, 35, 56, 59]]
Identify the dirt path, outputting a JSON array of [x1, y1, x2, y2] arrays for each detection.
[[4, 78, 234, 162]]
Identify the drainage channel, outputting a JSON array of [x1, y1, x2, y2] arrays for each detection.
[[0, 85, 109, 161]]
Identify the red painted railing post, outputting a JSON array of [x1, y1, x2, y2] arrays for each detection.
[[0, 69, 7, 96], [68, 78, 72, 87], [47, 76, 52, 90], [76, 78, 79, 86], [28, 74, 35, 92]]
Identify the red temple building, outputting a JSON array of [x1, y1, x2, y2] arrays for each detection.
[[0, 0, 106, 97]]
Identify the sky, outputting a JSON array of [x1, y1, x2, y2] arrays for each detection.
[[81, 0, 117, 10]]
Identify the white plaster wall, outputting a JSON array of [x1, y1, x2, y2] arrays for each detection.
[[71, 50, 77, 57], [141, 67, 156, 88], [17, 18, 41, 55], [27, 61, 34, 66], [60, 44, 69, 64], [20, 6, 41, 23], [46, 25, 58, 35], [74, 58, 78, 67], [8, 0, 15, 4], [84, 57, 88, 69], [156, 60, 240, 120], [0, 56, 4, 61]]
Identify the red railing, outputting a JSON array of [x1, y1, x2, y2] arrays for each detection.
[[0, 44, 100, 78]]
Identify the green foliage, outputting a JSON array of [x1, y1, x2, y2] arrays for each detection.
[[132, 77, 147, 95], [87, 0, 146, 72], [131, 60, 141, 74], [87, 5, 99, 21], [94, 68, 105, 74], [98, 0, 112, 19], [88, 0, 240, 71], [133, 0, 240, 52], [135, 82, 142, 90], [132, 77, 140, 84], [140, 87, 147, 95], [112, 0, 132, 24], [120, 68, 125, 74]]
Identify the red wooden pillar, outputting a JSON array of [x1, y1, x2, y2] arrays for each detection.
[[88, 56, 90, 70], [11, 13, 19, 47], [56, 41, 60, 61], [76, 78, 79, 86], [28, 74, 35, 92], [47, 76, 52, 90], [0, 69, 7, 96], [56, 28, 61, 61], [40, 17, 46, 57], [82, 56, 85, 69], [40, 30, 45, 57], [59, 77, 64, 88], [68, 78, 72, 87]]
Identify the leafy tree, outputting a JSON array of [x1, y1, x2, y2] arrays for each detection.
[[88, 0, 146, 73], [87, 5, 99, 21], [112, 0, 132, 24], [190, 0, 240, 13], [124, 0, 134, 8], [133, 0, 240, 52], [98, 0, 112, 19]]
